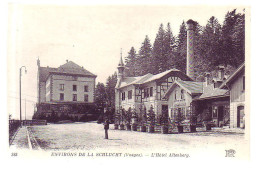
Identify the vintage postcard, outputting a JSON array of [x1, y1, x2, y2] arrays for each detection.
[[5, 3, 251, 167]]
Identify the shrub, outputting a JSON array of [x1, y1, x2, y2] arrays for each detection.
[[147, 105, 155, 126], [126, 107, 132, 125]]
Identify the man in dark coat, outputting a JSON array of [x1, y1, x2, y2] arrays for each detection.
[[104, 108, 110, 139]]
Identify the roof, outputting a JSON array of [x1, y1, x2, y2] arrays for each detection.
[[164, 80, 229, 100], [164, 80, 204, 98], [38, 67, 57, 82], [54, 61, 96, 77], [219, 62, 245, 89], [39, 61, 96, 82], [116, 68, 192, 89], [193, 84, 229, 100]]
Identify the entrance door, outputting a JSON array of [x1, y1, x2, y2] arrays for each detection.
[[218, 106, 224, 126], [237, 106, 244, 128], [162, 105, 168, 118]]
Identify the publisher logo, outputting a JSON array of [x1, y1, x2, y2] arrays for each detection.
[[225, 149, 236, 157]]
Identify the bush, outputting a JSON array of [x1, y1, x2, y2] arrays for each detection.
[[147, 105, 155, 126], [126, 107, 132, 125]]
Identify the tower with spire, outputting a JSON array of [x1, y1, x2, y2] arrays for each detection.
[[117, 49, 125, 81], [115, 49, 125, 113]]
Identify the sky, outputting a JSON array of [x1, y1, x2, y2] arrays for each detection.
[[7, 4, 245, 119]]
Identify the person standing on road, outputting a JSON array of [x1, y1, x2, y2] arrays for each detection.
[[104, 108, 110, 139]]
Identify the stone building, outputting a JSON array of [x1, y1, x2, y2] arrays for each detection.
[[36, 59, 97, 120]]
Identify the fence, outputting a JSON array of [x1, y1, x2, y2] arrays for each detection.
[[9, 120, 21, 137], [22, 120, 47, 126], [9, 120, 21, 145]]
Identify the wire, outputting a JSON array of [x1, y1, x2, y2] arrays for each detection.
[[8, 96, 37, 103], [8, 90, 39, 99]]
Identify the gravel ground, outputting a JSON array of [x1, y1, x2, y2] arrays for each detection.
[[28, 122, 248, 158]]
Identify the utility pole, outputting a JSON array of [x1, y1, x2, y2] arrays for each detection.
[[20, 66, 27, 127], [25, 98, 26, 121]]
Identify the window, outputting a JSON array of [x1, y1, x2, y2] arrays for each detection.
[[60, 93, 64, 101], [73, 85, 77, 91], [212, 106, 218, 118], [84, 85, 89, 92], [122, 92, 126, 101], [84, 94, 89, 102], [242, 76, 245, 91], [146, 88, 150, 97], [143, 88, 150, 98], [181, 90, 185, 100], [59, 84, 64, 91], [170, 108, 174, 118], [73, 94, 77, 101], [128, 90, 132, 99], [150, 87, 153, 97], [175, 90, 177, 100]]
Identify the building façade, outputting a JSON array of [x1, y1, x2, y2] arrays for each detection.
[[35, 59, 97, 121]]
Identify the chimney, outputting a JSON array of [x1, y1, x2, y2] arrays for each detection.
[[218, 65, 225, 80], [66, 59, 69, 63], [186, 19, 196, 80], [204, 72, 210, 87], [37, 57, 40, 67]]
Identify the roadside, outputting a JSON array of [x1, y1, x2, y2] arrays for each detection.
[[9, 122, 246, 152], [9, 126, 29, 150]]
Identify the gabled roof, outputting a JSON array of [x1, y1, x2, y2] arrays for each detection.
[[116, 68, 192, 89], [116, 76, 141, 88], [39, 61, 96, 82], [219, 62, 245, 89], [164, 80, 204, 98], [193, 84, 229, 100], [164, 80, 229, 100]]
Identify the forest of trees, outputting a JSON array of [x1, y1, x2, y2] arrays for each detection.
[[95, 9, 245, 112]]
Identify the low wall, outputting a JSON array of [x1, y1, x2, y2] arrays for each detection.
[[22, 120, 47, 126]]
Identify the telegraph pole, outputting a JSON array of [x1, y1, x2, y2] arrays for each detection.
[[25, 98, 26, 121], [19, 66, 27, 127]]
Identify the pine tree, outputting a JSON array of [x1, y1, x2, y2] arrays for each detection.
[[105, 72, 117, 110], [175, 21, 187, 73], [138, 35, 153, 75], [231, 12, 245, 67], [164, 23, 177, 70], [95, 82, 106, 110], [125, 47, 138, 76], [198, 16, 222, 72], [152, 24, 166, 74], [220, 9, 245, 67]]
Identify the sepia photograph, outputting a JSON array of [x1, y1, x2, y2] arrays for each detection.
[[3, 1, 258, 175], [6, 4, 250, 158]]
